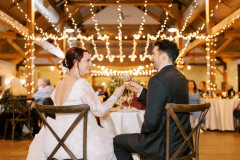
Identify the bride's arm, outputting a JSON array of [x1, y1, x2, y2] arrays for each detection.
[[80, 80, 118, 117]]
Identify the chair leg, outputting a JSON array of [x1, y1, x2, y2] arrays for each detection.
[[237, 118, 240, 133], [12, 122, 15, 141], [4, 121, 8, 140]]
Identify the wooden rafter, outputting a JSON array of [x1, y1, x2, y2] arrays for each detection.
[[224, 30, 240, 38], [6, 39, 26, 58], [215, 38, 234, 56], [47, 57, 60, 70], [211, 8, 240, 34], [182, 7, 240, 57], [161, 6, 176, 20], [0, 53, 21, 59], [0, 10, 64, 58], [183, 56, 194, 69], [181, 0, 205, 29], [0, 32, 17, 39], [65, 7, 81, 21]]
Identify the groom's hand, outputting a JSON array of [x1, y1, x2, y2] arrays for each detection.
[[129, 82, 143, 93]]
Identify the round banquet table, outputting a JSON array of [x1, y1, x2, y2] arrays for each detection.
[[202, 98, 240, 131]]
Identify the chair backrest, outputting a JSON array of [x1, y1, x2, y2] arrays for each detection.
[[35, 104, 90, 160], [165, 103, 211, 160], [8, 97, 34, 119]]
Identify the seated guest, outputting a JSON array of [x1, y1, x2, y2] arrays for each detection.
[[189, 80, 205, 131], [33, 78, 54, 104], [32, 78, 54, 136], [198, 81, 209, 98], [0, 78, 27, 139], [228, 85, 235, 97]]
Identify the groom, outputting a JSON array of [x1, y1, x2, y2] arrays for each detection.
[[113, 40, 192, 160]]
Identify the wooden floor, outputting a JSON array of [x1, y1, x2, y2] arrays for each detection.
[[0, 131, 240, 160]]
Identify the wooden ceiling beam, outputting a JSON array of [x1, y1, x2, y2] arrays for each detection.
[[215, 38, 234, 56], [65, 7, 81, 21], [0, 10, 64, 58], [182, 7, 240, 57], [0, 32, 17, 39], [224, 30, 240, 38], [183, 56, 194, 69], [181, 0, 205, 29], [47, 57, 60, 70], [6, 39, 26, 58], [211, 8, 240, 34], [218, 52, 240, 58], [161, 6, 176, 20], [0, 53, 21, 59], [10, 57, 24, 64]]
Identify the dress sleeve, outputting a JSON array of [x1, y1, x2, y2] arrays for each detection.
[[79, 79, 118, 117]]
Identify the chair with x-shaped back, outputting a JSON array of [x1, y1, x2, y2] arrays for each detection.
[[36, 104, 90, 160], [165, 103, 211, 160]]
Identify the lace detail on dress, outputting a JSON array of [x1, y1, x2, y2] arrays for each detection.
[[76, 78, 117, 117]]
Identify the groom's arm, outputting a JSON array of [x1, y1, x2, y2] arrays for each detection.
[[141, 77, 168, 135]]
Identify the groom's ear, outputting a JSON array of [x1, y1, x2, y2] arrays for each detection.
[[161, 52, 168, 60]]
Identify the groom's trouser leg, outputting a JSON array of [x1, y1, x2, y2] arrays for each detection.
[[114, 133, 140, 160]]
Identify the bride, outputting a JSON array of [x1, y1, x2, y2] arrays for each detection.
[[27, 47, 125, 160]]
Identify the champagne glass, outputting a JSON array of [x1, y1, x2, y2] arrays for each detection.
[[126, 94, 133, 109]]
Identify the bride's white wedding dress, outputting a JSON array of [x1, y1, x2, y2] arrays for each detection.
[[27, 78, 118, 160]]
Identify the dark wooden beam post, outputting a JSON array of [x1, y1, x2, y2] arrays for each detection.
[[206, 0, 216, 93], [26, 0, 35, 96], [176, 2, 183, 71]]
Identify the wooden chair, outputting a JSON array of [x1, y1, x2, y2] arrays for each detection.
[[165, 103, 211, 160], [35, 104, 90, 160], [4, 97, 34, 141]]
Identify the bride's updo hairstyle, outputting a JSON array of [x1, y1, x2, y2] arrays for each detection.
[[62, 47, 89, 70]]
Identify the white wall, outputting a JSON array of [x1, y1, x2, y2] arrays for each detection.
[[0, 60, 16, 90], [183, 65, 224, 91], [227, 59, 240, 92]]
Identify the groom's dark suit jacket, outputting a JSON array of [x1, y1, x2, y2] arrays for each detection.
[[133, 65, 192, 159]]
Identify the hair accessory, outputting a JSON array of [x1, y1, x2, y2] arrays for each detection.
[[64, 59, 68, 68]]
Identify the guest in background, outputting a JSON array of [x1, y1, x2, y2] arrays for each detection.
[[36, 78, 43, 92], [0, 78, 27, 139], [188, 80, 205, 131], [33, 78, 54, 104], [198, 81, 209, 98], [228, 85, 235, 97], [32, 78, 54, 136]]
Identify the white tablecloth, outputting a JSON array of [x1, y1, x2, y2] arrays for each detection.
[[100, 109, 145, 160], [202, 99, 240, 131], [101, 110, 145, 136]]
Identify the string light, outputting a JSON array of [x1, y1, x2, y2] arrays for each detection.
[[116, 0, 124, 62], [180, 0, 198, 34], [91, 64, 157, 77]]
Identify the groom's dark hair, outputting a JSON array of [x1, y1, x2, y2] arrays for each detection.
[[63, 47, 89, 69], [154, 40, 179, 63]]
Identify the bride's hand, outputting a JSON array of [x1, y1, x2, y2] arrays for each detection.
[[113, 85, 125, 98]]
